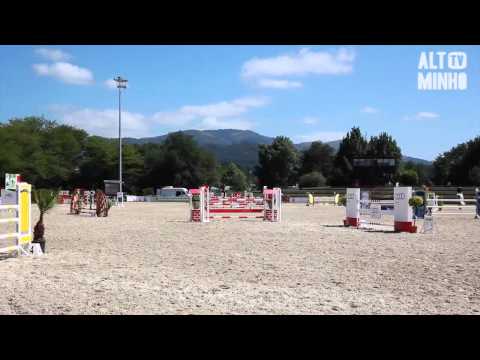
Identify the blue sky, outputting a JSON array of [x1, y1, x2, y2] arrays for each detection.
[[1, 45, 479, 160]]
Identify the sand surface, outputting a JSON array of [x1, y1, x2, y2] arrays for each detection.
[[1, 202, 480, 314]]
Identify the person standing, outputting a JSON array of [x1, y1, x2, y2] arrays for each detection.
[[422, 183, 434, 218], [457, 187, 466, 210], [307, 192, 314, 207], [334, 192, 340, 206]]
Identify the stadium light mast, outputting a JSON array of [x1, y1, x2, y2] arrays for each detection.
[[114, 76, 128, 205]]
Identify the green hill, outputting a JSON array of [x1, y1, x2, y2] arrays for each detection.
[[121, 129, 431, 169]]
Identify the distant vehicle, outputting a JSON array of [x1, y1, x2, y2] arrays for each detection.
[[156, 186, 189, 199]]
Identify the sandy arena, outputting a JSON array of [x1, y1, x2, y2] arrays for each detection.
[[1, 202, 480, 314]]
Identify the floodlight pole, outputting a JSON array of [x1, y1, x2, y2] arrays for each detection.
[[119, 83, 122, 196], [114, 76, 128, 206]]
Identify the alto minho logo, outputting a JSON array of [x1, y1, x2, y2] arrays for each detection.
[[418, 51, 468, 91]]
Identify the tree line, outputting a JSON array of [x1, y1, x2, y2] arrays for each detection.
[[0, 117, 251, 193], [256, 127, 436, 188], [1, 117, 478, 192]]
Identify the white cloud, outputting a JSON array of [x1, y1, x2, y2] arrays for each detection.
[[257, 78, 303, 89], [198, 117, 254, 130], [361, 106, 379, 114], [404, 112, 440, 121], [416, 112, 439, 119], [152, 112, 196, 127], [49, 96, 267, 137], [35, 48, 72, 62], [242, 47, 355, 79], [53, 107, 149, 138], [303, 117, 319, 125], [294, 131, 346, 143], [104, 79, 117, 89], [231, 97, 268, 107], [33, 62, 94, 85], [152, 96, 268, 128], [179, 97, 268, 118]]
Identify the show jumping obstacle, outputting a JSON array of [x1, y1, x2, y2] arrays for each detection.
[[189, 186, 282, 222], [70, 189, 110, 217], [0, 181, 32, 255], [344, 187, 417, 233], [57, 190, 71, 204]]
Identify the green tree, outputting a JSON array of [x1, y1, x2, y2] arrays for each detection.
[[138, 143, 166, 189], [300, 141, 334, 179], [120, 144, 144, 194], [433, 136, 480, 185], [331, 127, 368, 186], [73, 136, 117, 189], [256, 136, 300, 188], [401, 161, 433, 186], [365, 132, 402, 186], [299, 171, 327, 188], [220, 162, 248, 191], [469, 166, 480, 185], [398, 169, 419, 186], [0, 117, 87, 188], [144, 132, 219, 189]]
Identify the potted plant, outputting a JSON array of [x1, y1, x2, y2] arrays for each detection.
[[337, 194, 347, 207], [409, 195, 424, 224], [32, 189, 58, 253]]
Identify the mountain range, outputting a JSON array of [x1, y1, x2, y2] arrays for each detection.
[[122, 129, 431, 169]]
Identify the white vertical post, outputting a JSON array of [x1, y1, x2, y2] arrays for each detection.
[[15, 184, 20, 250], [344, 188, 360, 227], [188, 192, 193, 222], [276, 187, 282, 222], [199, 186, 210, 223], [204, 186, 210, 222], [200, 187, 204, 222], [393, 186, 416, 232]]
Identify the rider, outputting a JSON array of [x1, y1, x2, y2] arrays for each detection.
[[421, 182, 434, 218]]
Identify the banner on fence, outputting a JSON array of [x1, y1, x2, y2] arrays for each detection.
[[5, 173, 20, 191]]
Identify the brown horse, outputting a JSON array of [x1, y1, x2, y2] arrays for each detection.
[[95, 190, 109, 217], [69, 189, 109, 217]]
